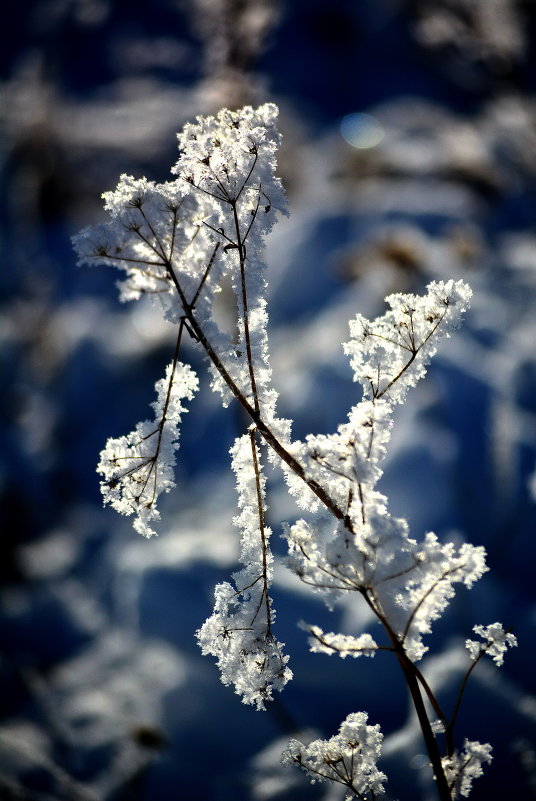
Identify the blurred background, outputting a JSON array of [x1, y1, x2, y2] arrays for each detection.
[[1, 1, 536, 799]]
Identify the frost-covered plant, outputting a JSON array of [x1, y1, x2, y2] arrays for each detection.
[[441, 740, 493, 799], [465, 622, 517, 667], [74, 103, 517, 800], [282, 712, 386, 800], [96, 359, 199, 539], [197, 430, 291, 708]]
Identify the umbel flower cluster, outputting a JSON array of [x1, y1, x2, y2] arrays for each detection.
[[74, 104, 517, 800], [283, 712, 386, 800]]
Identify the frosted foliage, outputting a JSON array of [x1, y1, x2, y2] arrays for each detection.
[[297, 400, 393, 510], [196, 433, 291, 709], [287, 502, 487, 660], [304, 624, 378, 659], [73, 104, 286, 416], [79, 104, 293, 702], [172, 103, 286, 412], [279, 399, 392, 515], [284, 281, 481, 661], [381, 535, 487, 661], [344, 280, 472, 406], [282, 712, 386, 800], [442, 740, 493, 798], [76, 102, 504, 798], [174, 103, 286, 221], [465, 622, 517, 666], [97, 361, 198, 538], [73, 175, 202, 323], [282, 282, 471, 524]]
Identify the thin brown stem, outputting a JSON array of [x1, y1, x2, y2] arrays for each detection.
[[150, 318, 186, 476], [205, 161, 234, 202], [242, 184, 262, 242], [446, 653, 484, 756], [402, 565, 458, 643], [249, 428, 272, 636], [131, 225, 169, 264], [168, 205, 179, 261], [358, 588, 451, 801], [185, 177, 230, 204], [236, 146, 258, 201], [375, 351, 416, 399], [138, 207, 168, 262], [92, 252, 166, 269], [412, 663, 447, 726], [110, 319, 186, 506], [374, 309, 448, 400], [397, 652, 452, 801], [191, 242, 221, 308], [231, 199, 260, 414], [368, 331, 413, 352], [172, 275, 344, 517], [202, 220, 236, 246]]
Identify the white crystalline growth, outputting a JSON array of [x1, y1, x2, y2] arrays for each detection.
[[172, 103, 288, 414], [73, 104, 288, 418], [284, 280, 481, 661], [282, 712, 386, 799], [442, 740, 493, 798], [343, 279, 472, 406], [97, 361, 198, 538], [465, 622, 518, 666], [304, 624, 378, 659], [197, 433, 291, 709]]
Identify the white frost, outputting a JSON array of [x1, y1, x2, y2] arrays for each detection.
[[465, 622, 517, 666], [282, 711, 386, 799], [97, 361, 198, 538]]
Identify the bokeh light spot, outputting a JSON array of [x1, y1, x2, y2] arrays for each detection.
[[340, 112, 385, 149]]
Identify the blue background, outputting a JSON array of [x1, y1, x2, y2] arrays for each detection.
[[1, 1, 536, 799]]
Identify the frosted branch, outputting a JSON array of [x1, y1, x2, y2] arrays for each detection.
[[196, 431, 291, 709], [97, 356, 198, 538], [465, 622, 517, 666], [343, 280, 472, 406], [282, 712, 386, 800], [303, 624, 380, 659], [75, 102, 506, 800], [442, 740, 493, 798]]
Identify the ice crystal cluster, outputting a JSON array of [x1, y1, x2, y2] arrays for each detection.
[[465, 622, 517, 666], [74, 104, 291, 707], [74, 103, 517, 800], [197, 431, 292, 708], [282, 712, 386, 800], [74, 104, 285, 417], [96, 361, 198, 538], [442, 740, 493, 798], [285, 279, 484, 663]]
